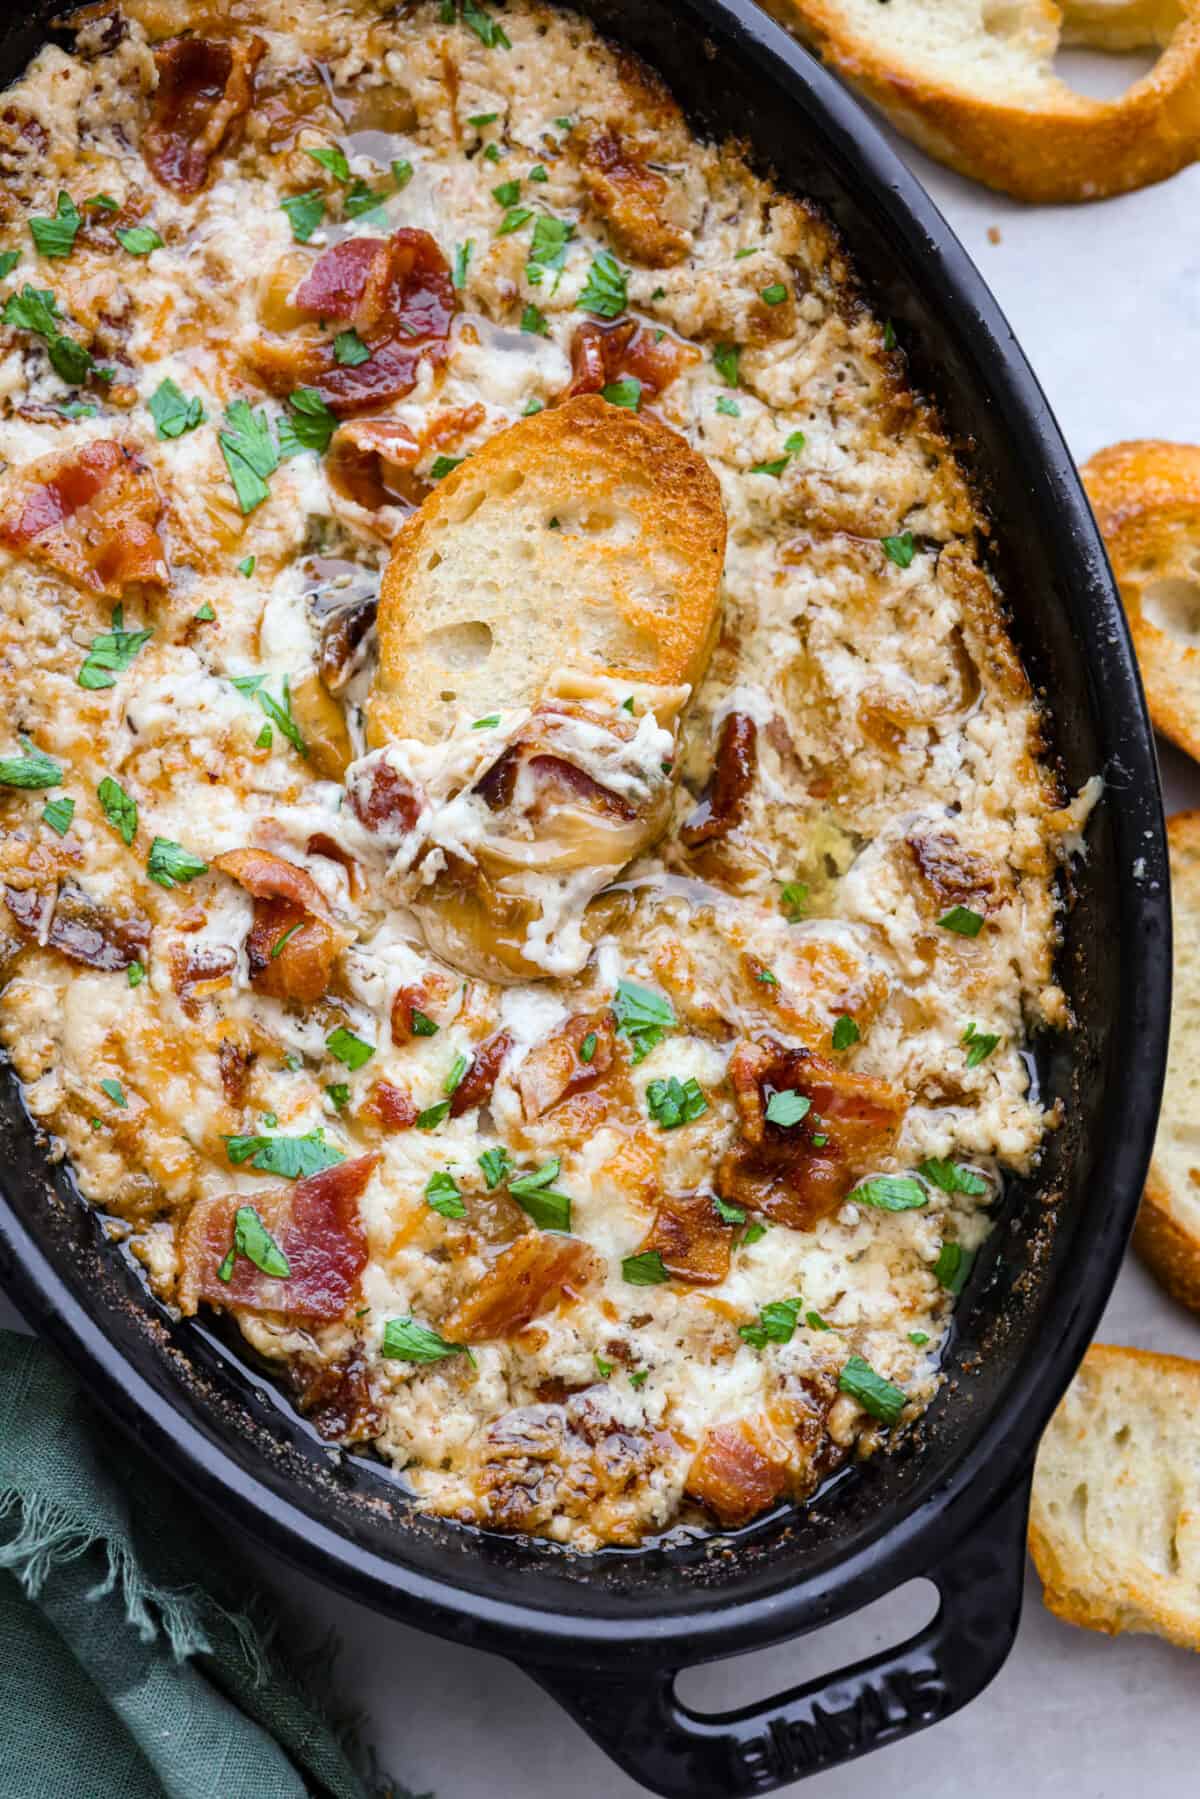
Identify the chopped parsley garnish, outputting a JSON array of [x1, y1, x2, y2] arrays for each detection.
[[255, 724, 273, 750], [344, 178, 386, 220], [760, 282, 787, 305], [779, 880, 809, 920], [594, 1354, 613, 1379], [646, 1075, 708, 1130], [739, 1296, 803, 1349], [452, 239, 473, 289], [962, 1022, 1000, 1067], [334, 328, 370, 366], [146, 837, 208, 889], [579, 1031, 597, 1064], [938, 904, 984, 937], [461, 0, 512, 46], [713, 342, 740, 387], [601, 376, 641, 411], [713, 1196, 745, 1225], [807, 1310, 831, 1331], [30, 192, 81, 259], [832, 1015, 860, 1051], [0, 251, 18, 279], [99, 1078, 126, 1107], [472, 715, 500, 730], [918, 1158, 988, 1196], [740, 1221, 768, 1248], [224, 1129, 344, 1179], [255, 681, 307, 759], [469, 111, 499, 128], [478, 1145, 513, 1189], [219, 400, 279, 514], [57, 401, 96, 419], [492, 178, 521, 205], [217, 1205, 290, 1283], [270, 922, 301, 959], [483, 143, 502, 163], [4, 282, 100, 387], [127, 959, 144, 988], [115, 225, 162, 256], [41, 795, 75, 835], [528, 164, 548, 182], [237, 555, 256, 578], [629, 1370, 648, 1389], [508, 1158, 572, 1231], [425, 1170, 467, 1219], [492, 201, 529, 235], [526, 214, 572, 284], [429, 454, 464, 479], [854, 1175, 928, 1211], [280, 189, 325, 242], [411, 1009, 439, 1036], [716, 395, 740, 417], [77, 608, 153, 690], [326, 1082, 350, 1109], [934, 1240, 974, 1295], [381, 1317, 471, 1363], [621, 1249, 669, 1286], [97, 775, 137, 846], [520, 303, 548, 335], [881, 531, 916, 569], [416, 1099, 451, 1130], [612, 978, 675, 1063], [883, 320, 897, 350], [148, 377, 204, 440], [326, 1026, 374, 1071], [304, 145, 351, 182], [444, 1052, 470, 1096], [392, 159, 414, 190], [755, 968, 778, 986], [838, 1354, 907, 1424], [750, 457, 789, 478], [0, 738, 62, 789], [908, 1329, 930, 1346], [784, 430, 807, 453], [578, 251, 627, 319], [764, 1089, 810, 1127], [194, 602, 215, 623], [278, 385, 338, 456]]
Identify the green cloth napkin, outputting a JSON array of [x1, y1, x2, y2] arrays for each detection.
[[0, 1330, 417, 1799]]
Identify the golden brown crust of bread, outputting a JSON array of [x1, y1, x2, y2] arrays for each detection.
[[1029, 1343, 1200, 1649], [1083, 442, 1200, 762], [766, 0, 1200, 204], [370, 395, 726, 746], [1131, 809, 1200, 1308]]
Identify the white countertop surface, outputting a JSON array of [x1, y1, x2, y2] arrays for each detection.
[[8, 60, 1200, 1799]]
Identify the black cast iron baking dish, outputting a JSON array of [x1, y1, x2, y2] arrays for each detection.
[[0, 1, 1172, 1793]]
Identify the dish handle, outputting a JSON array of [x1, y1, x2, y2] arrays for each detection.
[[527, 1472, 1032, 1798]]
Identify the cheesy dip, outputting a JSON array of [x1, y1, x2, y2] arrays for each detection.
[[0, 0, 1089, 1548]]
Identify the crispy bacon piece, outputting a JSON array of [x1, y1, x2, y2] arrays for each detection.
[[685, 1420, 790, 1528], [326, 418, 421, 513], [640, 1192, 732, 1286], [169, 941, 237, 1012], [214, 848, 344, 1006], [218, 1036, 252, 1107], [449, 1030, 512, 1116], [717, 1037, 907, 1230], [5, 881, 150, 972], [247, 231, 455, 416], [348, 757, 423, 839], [681, 712, 758, 847], [566, 316, 696, 403], [517, 1009, 616, 1121], [389, 973, 455, 1043], [144, 35, 265, 196], [0, 441, 166, 597], [291, 1349, 381, 1443], [305, 832, 364, 900], [179, 1153, 376, 1321], [442, 1234, 598, 1343], [366, 1079, 418, 1131], [906, 830, 1001, 913], [577, 125, 690, 266], [319, 593, 378, 693]]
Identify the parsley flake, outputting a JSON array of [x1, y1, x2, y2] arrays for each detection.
[[452, 240, 473, 289], [77, 608, 153, 691], [392, 159, 414, 190], [492, 178, 521, 206], [219, 400, 279, 514], [429, 454, 464, 479], [224, 1130, 344, 1179], [832, 1015, 860, 1051], [739, 1296, 803, 1349], [304, 144, 351, 182], [882, 531, 916, 569], [127, 959, 144, 988], [938, 905, 984, 937], [713, 342, 740, 387], [30, 192, 81, 259], [962, 1022, 1000, 1067], [934, 1240, 974, 1295], [115, 225, 163, 256], [382, 1317, 471, 1363], [838, 1354, 907, 1424], [578, 251, 627, 319], [425, 1170, 467, 1219], [146, 837, 207, 888], [508, 1158, 572, 1231], [613, 978, 675, 1063], [764, 1089, 810, 1127], [520, 302, 548, 336], [148, 377, 204, 440], [713, 1196, 744, 1225], [326, 1026, 375, 1071], [41, 795, 75, 836], [918, 1158, 988, 1197], [579, 1031, 597, 1064], [601, 375, 641, 411], [278, 386, 337, 457], [526, 214, 572, 284], [716, 395, 740, 417], [779, 880, 808, 920], [854, 1175, 928, 1211], [760, 282, 787, 305], [217, 1205, 291, 1283], [0, 738, 62, 789], [646, 1075, 707, 1130], [97, 775, 137, 846], [621, 1249, 668, 1286], [100, 1078, 126, 1107], [280, 189, 325, 242], [478, 1145, 513, 1189], [417, 1099, 451, 1130]]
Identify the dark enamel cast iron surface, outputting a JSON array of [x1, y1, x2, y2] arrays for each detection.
[[0, 2, 1171, 1793]]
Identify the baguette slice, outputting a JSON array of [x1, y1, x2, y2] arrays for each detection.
[[368, 395, 726, 748], [1083, 442, 1200, 764], [1133, 809, 1200, 1308], [1030, 1343, 1200, 1649], [765, 0, 1200, 205]]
